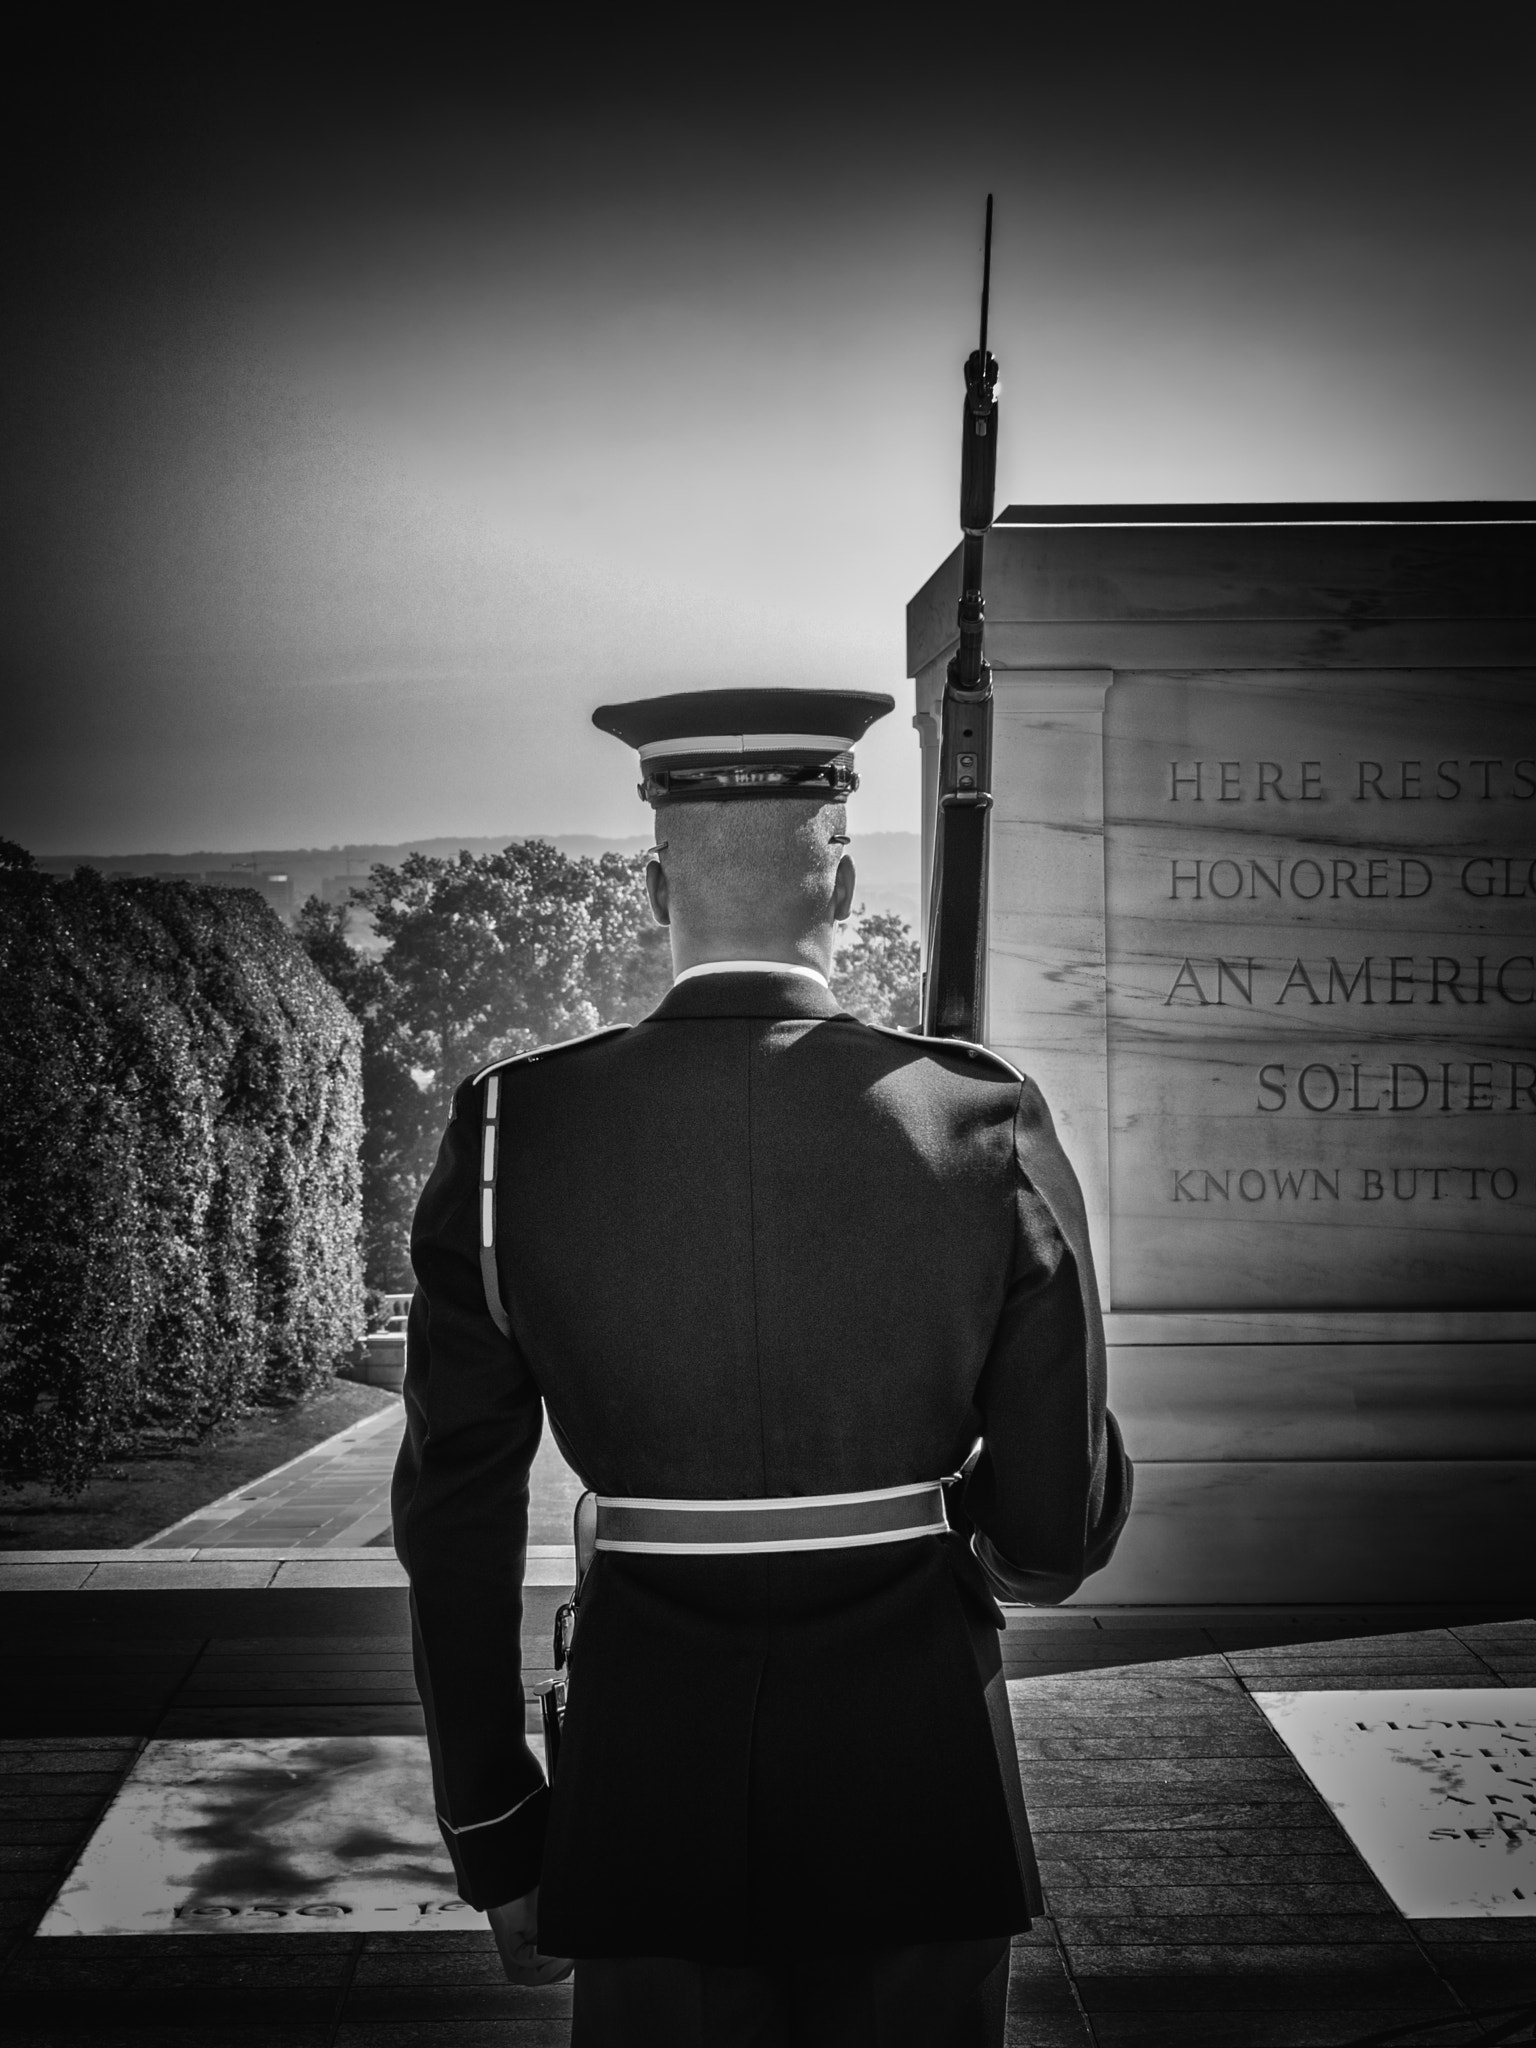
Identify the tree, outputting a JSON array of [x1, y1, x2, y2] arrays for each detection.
[[298, 843, 671, 1290], [831, 909, 921, 1029]]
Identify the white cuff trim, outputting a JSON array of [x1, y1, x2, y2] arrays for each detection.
[[438, 1784, 541, 1837]]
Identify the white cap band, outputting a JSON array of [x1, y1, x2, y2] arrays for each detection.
[[637, 732, 853, 763]]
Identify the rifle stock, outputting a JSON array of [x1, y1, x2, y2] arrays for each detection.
[[922, 197, 1000, 1042]]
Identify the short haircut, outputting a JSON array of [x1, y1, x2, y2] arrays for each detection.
[[657, 799, 847, 940]]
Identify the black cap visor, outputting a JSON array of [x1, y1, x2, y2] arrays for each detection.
[[641, 755, 858, 806]]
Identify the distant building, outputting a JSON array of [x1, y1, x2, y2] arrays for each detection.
[[201, 870, 294, 916], [31, 859, 295, 920]]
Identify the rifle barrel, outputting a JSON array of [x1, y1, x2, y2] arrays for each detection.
[[978, 193, 993, 357], [923, 198, 1001, 1043]]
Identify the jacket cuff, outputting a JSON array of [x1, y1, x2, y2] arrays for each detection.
[[439, 1782, 551, 1910], [971, 1529, 1085, 1607]]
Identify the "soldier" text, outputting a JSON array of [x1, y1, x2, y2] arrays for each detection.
[[1254, 1060, 1535, 1113]]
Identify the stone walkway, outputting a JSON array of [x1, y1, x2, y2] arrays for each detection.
[[1, 1590, 1532, 2044], [135, 1398, 585, 1579], [139, 1405, 403, 1552]]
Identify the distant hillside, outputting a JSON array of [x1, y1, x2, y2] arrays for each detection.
[[36, 831, 922, 935]]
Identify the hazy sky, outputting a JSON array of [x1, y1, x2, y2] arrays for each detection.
[[5, 14, 1534, 853]]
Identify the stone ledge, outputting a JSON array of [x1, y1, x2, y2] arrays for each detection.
[[1103, 1309, 1536, 1345], [0, 1547, 580, 1590], [1, 1555, 1525, 1641]]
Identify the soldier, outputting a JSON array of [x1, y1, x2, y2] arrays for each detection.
[[393, 686, 1132, 2047]]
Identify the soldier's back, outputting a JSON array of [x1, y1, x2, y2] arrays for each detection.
[[494, 975, 1030, 1500]]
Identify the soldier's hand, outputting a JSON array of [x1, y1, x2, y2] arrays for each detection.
[[486, 1886, 574, 1985]]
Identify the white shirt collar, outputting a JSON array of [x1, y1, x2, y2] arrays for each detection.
[[673, 958, 830, 990]]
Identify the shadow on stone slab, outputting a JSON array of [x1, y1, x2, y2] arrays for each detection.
[[334, 2023, 572, 2046], [1071, 1954, 1461, 2004], [1002, 2014, 1095, 2046], [6, 2033, 334, 2048], [3, 1986, 342, 2029], [1043, 1881, 1400, 1916], [6, 1948, 354, 1988], [1054, 1914, 1420, 1947], [342, 1984, 575, 2022], [1090, 2013, 1484, 2046], [1039, 1851, 1366, 1883], [1421, 1960, 1536, 2003], [1003, 1962, 1078, 2002], [154, 1707, 427, 1738], [350, 1951, 510, 1986]]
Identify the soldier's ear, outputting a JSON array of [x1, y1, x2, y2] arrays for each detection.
[[832, 853, 857, 926], [645, 859, 670, 927]]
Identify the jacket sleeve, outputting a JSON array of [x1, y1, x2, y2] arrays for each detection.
[[962, 1075, 1133, 1604], [392, 1074, 548, 1909]]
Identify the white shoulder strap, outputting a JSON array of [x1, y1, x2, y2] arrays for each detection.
[[474, 1025, 630, 1337], [478, 1072, 512, 1338]]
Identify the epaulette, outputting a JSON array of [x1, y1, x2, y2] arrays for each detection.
[[860, 1021, 1024, 1086], [473, 1022, 630, 1087], [474, 1024, 630, 1337]]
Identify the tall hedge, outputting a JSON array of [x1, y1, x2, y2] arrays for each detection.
[[0, 861, 365, 1493]]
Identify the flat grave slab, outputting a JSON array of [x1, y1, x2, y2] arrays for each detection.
[[35, 1734, 542, 1937], [1255, 1689, 1536, 1918]]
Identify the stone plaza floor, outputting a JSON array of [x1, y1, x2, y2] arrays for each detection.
[[1, 1573, 1533, 2046]]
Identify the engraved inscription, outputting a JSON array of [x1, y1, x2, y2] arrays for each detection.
[[1256, 1692, 1536, 1918], [1170, 1166, 1520, 1202], [1105, 676, 1536, 1307], [1254, 1061, 1536, 1114], [1167, 857, 1536, 900], [1167, 758, 1536, 802], [1163, 956, 1536, 1006]]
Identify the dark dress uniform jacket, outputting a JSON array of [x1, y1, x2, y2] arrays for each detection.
[[393, 969, 1131, 1963]]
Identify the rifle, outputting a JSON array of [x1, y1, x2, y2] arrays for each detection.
[[922, 196, 999, 1042]]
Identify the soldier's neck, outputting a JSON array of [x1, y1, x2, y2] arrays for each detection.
[[667, 928, 836, 981]]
